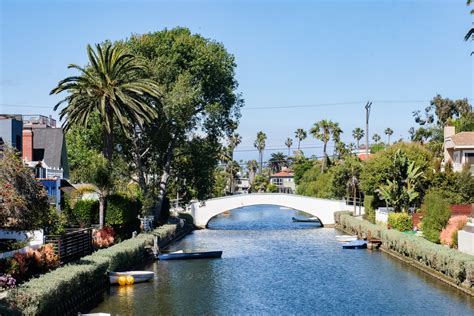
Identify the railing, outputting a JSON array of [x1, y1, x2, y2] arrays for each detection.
[[45, 228, 93, 264]]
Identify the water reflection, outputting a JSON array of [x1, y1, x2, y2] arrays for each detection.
[[93, 205, 474, 315]]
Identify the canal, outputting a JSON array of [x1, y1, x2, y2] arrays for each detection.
[[92, 205, 474, 315]]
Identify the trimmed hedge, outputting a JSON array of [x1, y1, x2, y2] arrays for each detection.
[[105, 194, 141, 240], [387, 212, 413, 232], [1, 224, 185, 315], [68, 199, 99, 227], [336, 214, 474, 288]]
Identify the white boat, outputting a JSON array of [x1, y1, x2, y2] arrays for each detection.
[[336, 235, 357, 242], [108, 271, 155, 285], [80, 314, 111, 316]]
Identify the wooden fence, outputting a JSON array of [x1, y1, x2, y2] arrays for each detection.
[[45, 228, 93, 264]]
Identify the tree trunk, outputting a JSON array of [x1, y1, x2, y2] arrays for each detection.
[[321, 142, 327, 173], [388, 135, 391, 145], [103, 110, 114, 161], [259, 151, 263, 174], [155, 140, 175, 219], [298, 140, 301, 150], [135, 141, 147, 195], [99, 194, 105, 229]]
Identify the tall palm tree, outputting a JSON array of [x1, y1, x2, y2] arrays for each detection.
[[372, 133, 381, 144], [310, 119, 333, 172], [352, 127, 365, 149], [466, 1, 473, 55], [384, 128, 394, 145], [51, 43, 162, 161], [228, 133, 242, 194], [331, 122, 343, 158], [285, 138, 293, 156], [254, 131, 267, 174], [294, 128, 307, 150], [268, 152, 288, 173], [246, 160, 258, 184]]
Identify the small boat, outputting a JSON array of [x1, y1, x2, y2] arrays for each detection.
[[80, 314, 111, 316], [292, 216, 320, 223], [108, 271, 155, 285], [336, 235, 357, 242], [342, 240, 367, 249], [158, 251, 223, 260]]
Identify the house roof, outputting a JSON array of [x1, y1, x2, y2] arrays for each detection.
[[357, 153, 373, 161], [449, 132, 474, 147], [30, 127, 69, 177], [270, 170, 294, 177]]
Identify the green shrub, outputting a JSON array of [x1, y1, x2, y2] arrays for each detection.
[[178, 213, 194, 226], [106, 194, 141, 240], [363, 195, 376, 224], [334, 210, 353, 224], [388, 212, 413, 232], [338, 214, 474, 286], [2, 224, 182, 315], [69, 199, 99, 227], [266, 183, 278, 193], [421, 190, 451, 243]]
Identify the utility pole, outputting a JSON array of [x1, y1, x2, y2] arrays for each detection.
[[365, 101, 372, 159]]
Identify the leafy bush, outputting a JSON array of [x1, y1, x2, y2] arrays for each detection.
[[388, 212, 413, 232], [0, 274, 16, 291], [69, 199, 99, 227], [363, 195, 376, 224], [105, 193, 141, 240], [45, 207, 67, 235], [178, 213, 194, 226], [266, 183, 278, 193], [3, 224, 183, 315], [93, 226, 115, 249], [337, 214, 474, 286], [421, 190, 451, 243]]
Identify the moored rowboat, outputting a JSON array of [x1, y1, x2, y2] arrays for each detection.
[[158, 251, 223, 260], [108, 271, 154, 285], [292, 216, 320, 223], [342, 240, 367, 249], [336, 235, 357, 242]]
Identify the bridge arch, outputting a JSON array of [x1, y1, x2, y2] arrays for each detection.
[[190, 193, 361, 228]]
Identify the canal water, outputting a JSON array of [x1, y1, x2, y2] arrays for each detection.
[[92, 205, 474, 315]]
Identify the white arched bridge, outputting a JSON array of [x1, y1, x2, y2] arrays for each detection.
[[190, 193, 364, 228]]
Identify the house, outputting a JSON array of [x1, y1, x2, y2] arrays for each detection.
[[443, 126, 474, 175], [22, 115, 70, 210], [235, 177, 250, 194], [0, 114, 23, 152], [269, 169, 295, 194]]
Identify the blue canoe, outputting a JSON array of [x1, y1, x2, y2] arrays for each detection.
[[158, 251, 223, 260], [342, 240, 367, 249]]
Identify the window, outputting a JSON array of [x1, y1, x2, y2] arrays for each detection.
[[272, 178, 283, 186]]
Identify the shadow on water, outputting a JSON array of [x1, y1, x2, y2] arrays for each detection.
[[92, 205, 474, 315]]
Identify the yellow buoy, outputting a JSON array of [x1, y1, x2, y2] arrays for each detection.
[[126, 275, 135, 285], [118, 276, 127, 286]]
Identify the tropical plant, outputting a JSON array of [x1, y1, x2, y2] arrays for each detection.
[[228, 133, 242, 194], [372, 133, 381, 144], [384, 128, 394, 145], [254, 131, 267, 174], [268, 152, 288, 173], [51, 43, 162, 161], [310, 119, 333, 172], [331, 122, 343, 158], [285, 138, 293, 156], [352, 127, 364, 149], [376, 150, 423, 212], [246, 160, 258, 184], [294, 128, 307, 150], [466, 1, 474, 52]]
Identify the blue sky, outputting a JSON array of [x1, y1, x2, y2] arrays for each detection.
[[1, 0, 472, 161]]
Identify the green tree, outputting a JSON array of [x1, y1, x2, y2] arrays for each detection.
[[310, 119, 333, 172], [228, 133, 242, 194], [51, 43, 162, 162], [122, 28, 242, 217], [352, 127, 364, 149], [384, 128, 394, 145], [285, 138, 293, 156], [466, 0, 474, 54], [295, 128, 307, 150], [331, 122, 343, 158], [268, 152, 288, 173], [421, 189, 451, 243], [254, 131, 267, 174], [0, 146, 49, 230], [246, 160, 258, 184], [372, 133, 381, 144]]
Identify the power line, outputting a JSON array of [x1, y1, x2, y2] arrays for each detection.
[[233, 145, 334, 152]]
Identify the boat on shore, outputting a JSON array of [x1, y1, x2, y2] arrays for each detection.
[[108, 271, 155, 285], [158, 251, 223, 260], [342, 240, 367, 249], [336, 235, 357, 242], [292, 216, 320, 223]]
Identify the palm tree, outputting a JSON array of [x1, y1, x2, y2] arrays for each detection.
[[254, 131, 267, 174], [228, 133, 242, 194], [285, 138, 293, 156], [246, 160, 258, 184], [226, 160, 241, 194], [466, 1, 473, 54], [331, 122, 343, 158], [372, 133, 381, 144], [268, 152, 288, 173], [294, 128, 307, 150], [352, 128, 364, 149], [384, 128, 394, 145], [310, 119, 333, 172], [51, 43, 162, 162]]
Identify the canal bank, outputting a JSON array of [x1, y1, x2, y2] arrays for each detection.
[[0, 218, 194, 316], [334, 211, 474, 297], [92, 205, 474, 315]]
